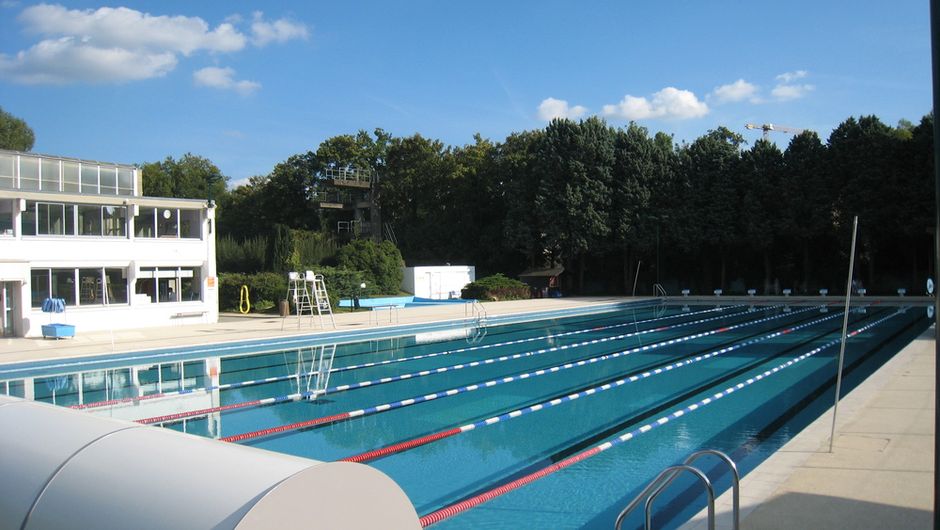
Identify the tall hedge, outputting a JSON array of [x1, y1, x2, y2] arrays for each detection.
[[336, 239, 404, 294], [461, 274, 531, 301]]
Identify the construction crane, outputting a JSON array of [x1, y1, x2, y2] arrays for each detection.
[[744, 123, 805, 141]]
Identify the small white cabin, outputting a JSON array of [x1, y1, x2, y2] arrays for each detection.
[[401, 266, 475, 300]]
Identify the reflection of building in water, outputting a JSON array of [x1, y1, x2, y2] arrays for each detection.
[[0, 357, 223, 437], [0, 148, 218, 338]]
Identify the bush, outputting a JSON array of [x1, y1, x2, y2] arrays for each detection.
[[336, 239, 404, 294], [217, 235, 268, 273], [461, 273, 531, 301], [294, 230, 338, 267], [315, 266, 367, 310], [219, 272, 287, 312]]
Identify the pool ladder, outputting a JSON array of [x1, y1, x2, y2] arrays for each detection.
[[614, 449, 739, 530], [466, 301, 488, 344]]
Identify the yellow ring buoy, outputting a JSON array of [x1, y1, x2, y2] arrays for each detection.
[[239, 285, 251, 314]]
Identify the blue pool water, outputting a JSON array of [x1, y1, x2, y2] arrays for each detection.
[[0, 301, 930, 528]]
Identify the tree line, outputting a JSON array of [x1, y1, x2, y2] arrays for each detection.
[[139, 113, 934, 297]]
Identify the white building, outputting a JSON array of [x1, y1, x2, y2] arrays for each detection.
[[0, 149, 218, 338], [401, 265, 475, 299]]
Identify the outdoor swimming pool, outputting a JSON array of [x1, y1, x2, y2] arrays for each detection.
[[0, 300, 930, 528]]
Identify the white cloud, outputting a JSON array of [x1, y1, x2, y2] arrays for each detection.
[[776, 70, 808, 84], [250, 11, 309, 47], [194, 66, 260, 95], [771, 70, 813, 101], [0, 37, 177, 84], [537, 97, 588, 121], [18, 4, 246, 55], [1, 4, 307, 85], [710, 79, 759, 104], [603, 87, 709, 120], [771, 83, 814, 100]]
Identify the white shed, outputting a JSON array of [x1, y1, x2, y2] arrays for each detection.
[[402, 265, 475, 299]]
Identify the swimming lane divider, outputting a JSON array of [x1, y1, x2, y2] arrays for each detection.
[[73, 304, 745, 411], [342, 308, 849, 463], [215, 305, 821, 443], [416, 308, 903, 527], [135, 305, 770, 425]]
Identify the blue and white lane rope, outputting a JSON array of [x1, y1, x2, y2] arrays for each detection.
[[345, 308, 852, 462], [324, 305, 768, 394], [418, 308, 903, 527], [77, 303, 743, 410], [140, 305, 776, 424], [220, 304, 822, 442], [330, 304, 748, 374]]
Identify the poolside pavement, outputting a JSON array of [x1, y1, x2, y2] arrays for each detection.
[[0, 296, 934, 528]]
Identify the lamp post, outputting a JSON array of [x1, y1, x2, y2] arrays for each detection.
[[355, 282, 366, 310]]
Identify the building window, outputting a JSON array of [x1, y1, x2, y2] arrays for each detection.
[[63, 161, 80, 192], [78, 204, 101, 236], [37, 202, 70, 235], [179, 209, 201, 239], [41, 158, 60, 191], [20, 156, 40, 191], [158, 209, 178, 238], [0, 200, 13, 236], [118, 168, 134, 196], [0, 153, 14, 189], [136, 266, 201, 303], [81, 164, 98, 194], [135, 207, 156, 238], [31, 267, 128, 308], [103, 206, 126, 237]]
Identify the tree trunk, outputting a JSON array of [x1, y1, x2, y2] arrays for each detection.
[[578, 253, 586, 294]]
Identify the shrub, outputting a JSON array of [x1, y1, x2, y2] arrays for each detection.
[[336, 239, 404, 294], [217, 235, 267, 273], [219, 272, 287, 312], [294, 230, 338, 266], [461, 273, 531, 301], [312, 266, 366, 311], [270, 224, 296, 273]]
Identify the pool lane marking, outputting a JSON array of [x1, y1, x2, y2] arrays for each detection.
[[215, 305, 820, 442], [343, 309, 850, 463], [417, 308, 903, 527], [72, 304, 742, 411], [136, 305, 771, 424]]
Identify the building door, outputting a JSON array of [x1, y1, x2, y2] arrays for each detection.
[[1, 282, 16, 337]]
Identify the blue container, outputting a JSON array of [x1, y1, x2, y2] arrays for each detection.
[[41, 323, 75, 339]]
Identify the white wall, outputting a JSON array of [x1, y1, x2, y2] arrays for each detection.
[[402, 266, 475, 299]]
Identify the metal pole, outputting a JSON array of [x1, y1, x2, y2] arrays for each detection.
[[930, 0, 940, 522], [829, 215, 858, 453]]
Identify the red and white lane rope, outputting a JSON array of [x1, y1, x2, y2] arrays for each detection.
[[417, 309, 901, 527], [218, 305, 816, 443], [343, 308, 848, 463]]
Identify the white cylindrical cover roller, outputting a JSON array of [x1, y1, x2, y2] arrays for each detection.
[[0, 396, 420, 529]]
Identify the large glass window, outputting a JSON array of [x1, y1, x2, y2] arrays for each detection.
[[51, 269, 76, 306], [41, 158, 60, 191], [0, 153, 14, 189], [79, 268, 103, 305], [21, 202, 35, 236], [158, 208, 178, 238], [30, 269, 50, 308], [105, 268, 128, 304], [81, 164, 98, 194], [62, 161, 80, 192], [20, 156, 39, 190], [117, 168, 134, 196], [135, 207, 156, 238], [0, 200, 13, 236], [102, 206, 126, 237], [78, 205, 101, 236], [100, 166, 117, 195], [179, 209, 201, 239], [37, 203, 66, 235], [136, 267, 200, 303]]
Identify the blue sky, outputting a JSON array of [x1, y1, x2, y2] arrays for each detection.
[[0, 1, 931, 187]]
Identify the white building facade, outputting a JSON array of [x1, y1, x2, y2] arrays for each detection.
[[0, 149, 218, 338], [401, 266, 475, 299]]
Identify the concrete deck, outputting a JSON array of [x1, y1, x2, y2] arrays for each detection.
[[1, 297, 934, 528], [683, 326, 935, 530]]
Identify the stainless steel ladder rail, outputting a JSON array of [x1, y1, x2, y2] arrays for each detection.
[[614, 449, 739, 530], [653, 283, 667, 297]]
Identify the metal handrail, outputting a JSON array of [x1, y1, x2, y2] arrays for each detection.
[[614, 449, 739, 530], [615, 465, 714, 530], [653, 283, 667, 297]]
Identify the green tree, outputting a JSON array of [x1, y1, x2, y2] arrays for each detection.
[[500, 130, 547, 269], [738, 139, 784, 292], [0, 106, 35, 151], [781, 131, 831, 292], [535, 117, 615, 292]]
